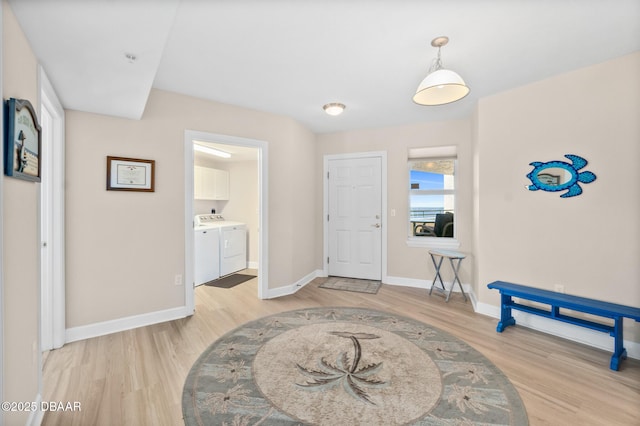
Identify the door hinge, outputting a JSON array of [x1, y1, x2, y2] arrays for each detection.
[[327, 257, 330, 264], [327, 214, 329, 221], [327, 171, 329, 179]]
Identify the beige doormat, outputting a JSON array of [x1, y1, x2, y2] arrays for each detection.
[[318, 276, 382, 294]]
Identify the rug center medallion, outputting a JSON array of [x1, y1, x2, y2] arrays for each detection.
[[253, 322, 441, 425]]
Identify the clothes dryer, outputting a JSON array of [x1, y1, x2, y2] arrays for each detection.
[[194, 214, 247, 278]]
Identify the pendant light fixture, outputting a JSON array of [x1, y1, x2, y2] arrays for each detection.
[[413, 36, 469, 106]]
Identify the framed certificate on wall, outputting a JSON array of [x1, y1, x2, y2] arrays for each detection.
[[106, 156, 155, 192], [4, 98, 42, 182]]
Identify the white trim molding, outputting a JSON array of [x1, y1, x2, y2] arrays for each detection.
[[25, 393, 43, 426], [184, 130, 269, 312], [406, 237, 460, 250], [323, 151, 388, 280], [65, 307, 189, 344], [39, 65, 66, 351], [263, 269, 323, 299], [0, 2, 4, 418]]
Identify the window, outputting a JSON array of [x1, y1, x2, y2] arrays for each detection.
[[408, 146, 456, 240]]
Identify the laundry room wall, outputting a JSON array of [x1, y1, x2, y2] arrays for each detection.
[[194, 153, 259, 268], [220, 160, 259, 267], [193, 154, 226, 215]]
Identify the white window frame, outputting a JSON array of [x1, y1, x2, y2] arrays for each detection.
[[406, 146, 460, 250]]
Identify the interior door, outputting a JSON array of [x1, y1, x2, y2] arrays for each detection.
[[328, 157, 382, 280], [40, 101, 53, 350], [40, 67, 65, 351]]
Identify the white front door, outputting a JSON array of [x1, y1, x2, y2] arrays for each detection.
[[328, 157, 382, 280]]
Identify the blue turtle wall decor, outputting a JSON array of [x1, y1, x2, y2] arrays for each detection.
[[526, 154, 596, 198]]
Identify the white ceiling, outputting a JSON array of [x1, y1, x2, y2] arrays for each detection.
[[9, 0, 640, 134]]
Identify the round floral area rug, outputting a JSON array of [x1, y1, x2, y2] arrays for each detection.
[[182, 307, 528, 425]]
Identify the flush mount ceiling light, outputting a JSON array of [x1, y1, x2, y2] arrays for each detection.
[[323, 103, 346, 116], [413, 36, 470, 106], [193, 143, 231, 158]]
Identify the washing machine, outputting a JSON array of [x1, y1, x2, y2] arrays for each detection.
[[194, 214, 247, 279], [194, 215, 221, 285]]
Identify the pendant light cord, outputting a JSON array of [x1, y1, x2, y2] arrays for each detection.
[[428, 46, 443, 73]]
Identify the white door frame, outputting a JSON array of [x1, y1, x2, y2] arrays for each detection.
[[0, 2, 4, 416], [323, 151, 387, 280], [183, 130, 269, 314], [39, 66, 66, 351]]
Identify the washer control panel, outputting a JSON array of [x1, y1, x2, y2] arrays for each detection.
[[195, 214, 225, 226]]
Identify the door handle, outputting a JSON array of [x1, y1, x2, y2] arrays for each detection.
[[372, 223, 381, 228]]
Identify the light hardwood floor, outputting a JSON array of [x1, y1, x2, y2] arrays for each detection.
[[42, 276, 640, 425]]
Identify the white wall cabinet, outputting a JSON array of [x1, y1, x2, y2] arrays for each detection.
[[194, 166, 229, 200]]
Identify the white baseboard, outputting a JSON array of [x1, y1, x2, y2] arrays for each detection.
[[383, 275, 429, 289], [64, 269, 323, 343], [263, 269, 323, 299], [247, 261, 259, 269], [475, 302, 640, 361], [384, 275, 476, 308], [65, 306, 189, 344], [26, 393, 43, 426]]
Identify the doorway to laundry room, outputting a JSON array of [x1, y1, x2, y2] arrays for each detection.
[[183, 130, 268, 314]]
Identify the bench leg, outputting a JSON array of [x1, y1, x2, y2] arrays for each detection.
[[609, 317, 627, 371], [496, 294, 516, 332]]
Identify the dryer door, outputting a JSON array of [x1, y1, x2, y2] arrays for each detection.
[[220, 226, 247, 276]]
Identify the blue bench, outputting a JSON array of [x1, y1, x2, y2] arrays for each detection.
[[487, 281, 640, 370]]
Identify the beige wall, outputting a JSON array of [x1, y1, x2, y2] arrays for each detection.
[[289, 122, 320, 277], [2, 1, 40, 423], [316, 120, 473, 284], [65, 89, 317, 328], [475, 52, 640, 340]]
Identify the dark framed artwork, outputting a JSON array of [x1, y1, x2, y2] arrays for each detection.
[[106, 156, 155, 192], [4, 98, 42, 182]]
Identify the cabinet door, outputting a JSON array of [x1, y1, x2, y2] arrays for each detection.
[[194, 166, 217, 200], [213, 169, 229, 200], [194, 166, 206, 199], [194, 166, 229, 200], [202, 167, 217, 199]]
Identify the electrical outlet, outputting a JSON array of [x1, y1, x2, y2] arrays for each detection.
[[174, 274, 183, 286], [554, 284, 565, 293], [391, 209, 396, 217]]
